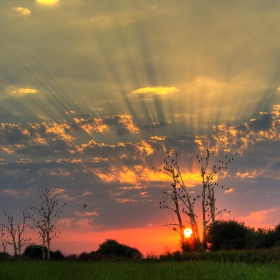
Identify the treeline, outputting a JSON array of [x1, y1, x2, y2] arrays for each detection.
[[182, 220, 280, 252], [0, 239, 142, 261]]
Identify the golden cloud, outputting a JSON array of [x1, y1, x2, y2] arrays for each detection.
[[14, 7, 31, 15], [224, 188, 233, 194], [117, 115, 140, 133], [36, 0, 59, 5], [9, 87, 38, 96], [131, 86, 180, 95]]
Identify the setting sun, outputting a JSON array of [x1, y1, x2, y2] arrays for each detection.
[[184, 228, 193, 238]]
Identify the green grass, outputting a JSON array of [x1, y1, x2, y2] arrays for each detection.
[[0, 261, 280, 280]]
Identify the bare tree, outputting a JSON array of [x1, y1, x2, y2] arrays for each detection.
[[1, 211, 31, 255], [26, 189, 66, 260], [197, 148, 232, 249], [0, 226, 10, 253], [157, 148, 232, 250], [155, 151, 200, 250]]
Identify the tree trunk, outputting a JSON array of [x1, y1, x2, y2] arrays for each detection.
[[46, 232, 51, 260], [42, 233, 46, 260]]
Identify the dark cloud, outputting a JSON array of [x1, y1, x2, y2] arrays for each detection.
[[136, 121, 169, 132], [0, 124, 30, 144], [248, 113, 273, 131]]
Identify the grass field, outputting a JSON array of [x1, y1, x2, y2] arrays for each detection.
[[0, 261, 279, 280]]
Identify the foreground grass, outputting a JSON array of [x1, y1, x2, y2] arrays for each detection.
[[0, 261, 280, 280]]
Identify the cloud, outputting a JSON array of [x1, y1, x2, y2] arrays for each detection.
[[248, 112, 273, 131], [239, 209, 275, 225], [224, 188, 233, 194], [13, 7, 31, 15], [136, 122, 170, 132], [36, 0, 59, 5], [75, 211, 98, 217], [185, 77, 227, 95], [131, 86, 180, 95], [9, 87, 38, 96]]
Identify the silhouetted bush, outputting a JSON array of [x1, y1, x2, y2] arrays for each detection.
[[96, 239, 142, 260], [23, 244, 48, 259], [158, 248, 280, 263], [206, 220, 251, 251], [246, 226, 280, 249], [64, 254, 79, 261], [51, 249, 64, 260], [78, 251, 105, 261], [0, 252, 11, 261], [206, 220, 280, 251], [23, 244, 64, 260]]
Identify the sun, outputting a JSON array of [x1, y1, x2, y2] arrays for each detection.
[[184, 228, 193, 238]]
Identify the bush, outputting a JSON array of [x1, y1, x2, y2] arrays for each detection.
[[23, 244, 48, 259], [0, 252, 11, 261], [96, 239, 142, 260], [64, 254, 79, 261], [51, 249, 64, 260], [206, 220, 251, 251]]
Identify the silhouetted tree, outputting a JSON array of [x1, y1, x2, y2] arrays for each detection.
[[26, 189, 66, 260], [0, 226, 9, 253], [156, 148, 232, 250], [197, 149, 232, 249], [1, 211, 31, 255], [155, 150, 200, 250]]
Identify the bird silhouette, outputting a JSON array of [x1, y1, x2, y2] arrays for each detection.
[[83, 205, 88, 209]]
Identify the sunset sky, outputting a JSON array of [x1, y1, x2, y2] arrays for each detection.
[[1, 0, 280, 256]]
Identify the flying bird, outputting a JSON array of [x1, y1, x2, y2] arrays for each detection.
[[83, 205, 88, 209]]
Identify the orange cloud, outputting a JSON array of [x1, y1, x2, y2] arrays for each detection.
[[224, 188, 233, 193], [236, 170, 260, 179], [239, 209, 275, 225], [1, 147, 15, 155]]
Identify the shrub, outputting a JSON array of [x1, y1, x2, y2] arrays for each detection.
[[206, 220, 251, 251], [51, 249, 64, 260], [23, 244, 48, 260], [96, 239, 142, 260], [0, 252, 11, 261]]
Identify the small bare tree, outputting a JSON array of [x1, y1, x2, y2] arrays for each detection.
[[197, 148, 232, 249], [26, 189, 66, 260], [155, 151, 200, 250], [1, 211, 31, 255], [0, 226, 10, 253], [157, 148, 232, 250]]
